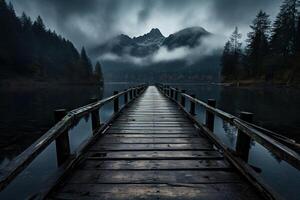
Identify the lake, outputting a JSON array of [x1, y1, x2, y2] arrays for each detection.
[[171, 83, 300, 142], [0, 82, 299, 199]]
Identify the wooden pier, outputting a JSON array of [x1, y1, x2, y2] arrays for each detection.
[[1, 84, 300, 199], [48, 86, 263, 199]]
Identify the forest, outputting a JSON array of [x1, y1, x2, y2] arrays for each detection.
[[0, 0, 103, 85], [221, 0, 300, 86]]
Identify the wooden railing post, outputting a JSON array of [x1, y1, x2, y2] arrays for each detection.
[[90, 98, 100, 134], [114, 91, 119, 113], [54, 109, 71, 166], [180, 90, 186, 107], [174, 88, 178, 101], [205, 99, 216, 131], [130, 89, 133, 100], [170, 89, 174, 99], [167, 86, 170, 97], [236, 112, 253, 162], [124, 89, 128, 104], [189, 94, 196, 116]]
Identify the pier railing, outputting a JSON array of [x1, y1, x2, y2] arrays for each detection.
[[157, 83, 300, 200], [0, 84, 147, 193]]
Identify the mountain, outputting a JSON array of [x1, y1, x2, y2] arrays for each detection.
[[91, 27, 211, 58], [89, 26, 220, 83], [91, 28, 165, 58], [162, 27, 211, 49], [133, 28, 165, 46]]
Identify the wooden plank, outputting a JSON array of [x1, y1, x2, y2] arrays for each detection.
[[86, 150, 223, 160], [97, 138, 207, 144], [78, 159, 231, 170], [103, 134, 200, 138], [112, 123, 194, 127], [66, 170, 243, 184], [115, 119, 191, 122], [52, 183, 262, 200], [109, 127, 196, 130], [89, 143, 213, 151], [106, 130, 198, 134]]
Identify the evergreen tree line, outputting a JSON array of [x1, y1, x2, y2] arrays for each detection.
[[0, 0, 103, 83], [221, 0, 300, 84]]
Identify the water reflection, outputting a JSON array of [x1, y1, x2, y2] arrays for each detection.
[[201, 105, 300, 200], [171, 83, 300, 200], [0, 82, 138, 199], [172, 83, 300, 142], [0, 82, 138, 167], [248, 142, 300, 200], [0, 143, 57, 199], [69, 114, 93, 153]]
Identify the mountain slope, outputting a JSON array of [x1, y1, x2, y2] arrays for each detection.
[[89, 26, 220, 83], [91, 28, 165, 58], [133, 28, 165, 46], [162, 27, 211, 49], [90, 26, 211, 58]]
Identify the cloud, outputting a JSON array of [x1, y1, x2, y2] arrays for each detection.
[[98, 34, 225, 66], [152, 34, 225, 64], [99, 53, 147, 66], [10, 0, 282, 51]]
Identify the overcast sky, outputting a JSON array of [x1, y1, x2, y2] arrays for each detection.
[[10, 0, 282, 50]]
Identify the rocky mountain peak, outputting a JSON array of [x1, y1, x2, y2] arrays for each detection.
[[133, 28, 165, 45]]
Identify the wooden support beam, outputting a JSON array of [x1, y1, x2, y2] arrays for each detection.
[[180, 90, 186, 107], [54, 109, 71, 167], [189, 94, 196, 116], [114, 91, 119, 113], [124, 90, 128, 104], [205, 99, 216, 131], [174, 88, 178, 101], [170, 88, 174, 99], [236, 112, 253, 162], [89, 98, 100, 134], [129, 89, 133, 100]]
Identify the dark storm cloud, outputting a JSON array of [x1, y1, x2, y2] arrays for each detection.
[[10, 0, 282, 50], [212, 0, 281, 26]]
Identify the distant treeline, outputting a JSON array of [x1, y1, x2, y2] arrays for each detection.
[[221, 0, 300, 85], [101, 54, 221, 83], [0, 0, 103, 84]]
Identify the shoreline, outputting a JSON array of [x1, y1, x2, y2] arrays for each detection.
[[0, 78, 104, 89], [219, 80, 300, 89]]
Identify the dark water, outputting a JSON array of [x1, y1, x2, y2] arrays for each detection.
[[0, 83, 140, 167], [0, 83, 299, 199], [171, 84, 300, 141], [172, 83, 300, 200]]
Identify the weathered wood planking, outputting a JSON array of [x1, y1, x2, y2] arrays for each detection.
[[48, 86, 264, 200]]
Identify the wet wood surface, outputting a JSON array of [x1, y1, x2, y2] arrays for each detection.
[[48, 86, 264, 200]]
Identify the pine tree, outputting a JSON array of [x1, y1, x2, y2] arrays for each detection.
[[0, 0, 21, 68], [80, 47, 93, 78], [270, 0, 298, 61], [246, 10, 271, 77], [230, 27, 243, 56], [220, 27, 243, 81], [296, 15, 300, 52], [0, 0, 98, 82], [32, 16, 46, 34], [221, 41, 233, 80], [94, 61, 104, 82], [230, 27, 242, 80]]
